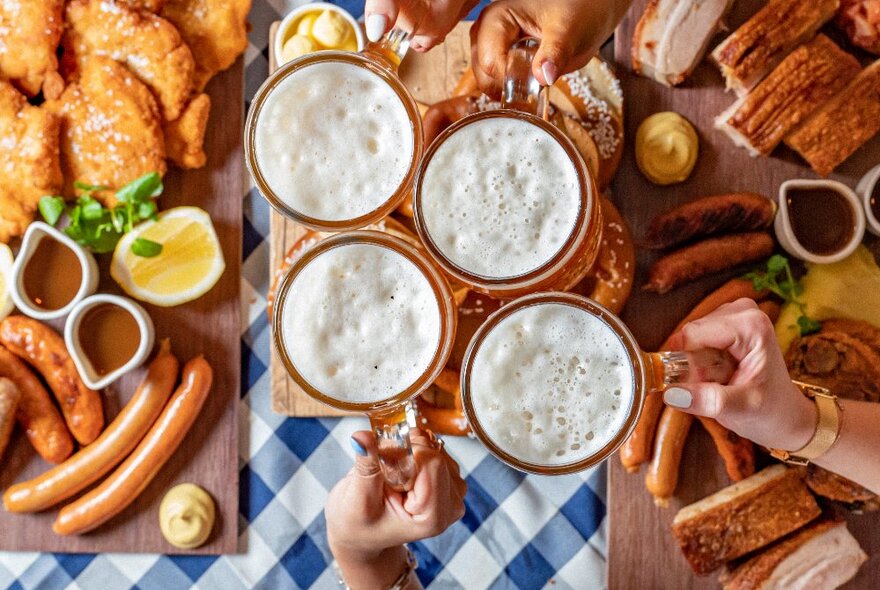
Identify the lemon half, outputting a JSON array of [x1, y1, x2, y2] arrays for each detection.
[[111, 207, 225, 307], [0, 244, 14, 319]]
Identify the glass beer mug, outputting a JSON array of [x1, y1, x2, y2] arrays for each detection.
[[460, 292, 735, 475], [245, 12, 424, 231], [412, 39, 603, 299], [272, 231, 457, 490]]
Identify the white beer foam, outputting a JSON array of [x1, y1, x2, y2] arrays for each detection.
[[282, 243, 441, 403], [470, 303, 635, 466], [420, 117, 580, 278], [255, 61, 414, 221]]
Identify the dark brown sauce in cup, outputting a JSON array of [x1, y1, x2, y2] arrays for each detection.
[[786, 188, 856, 256], [79, 304, 140, 376], [23, 238, 82, 310], [871, 181, 880, 224]]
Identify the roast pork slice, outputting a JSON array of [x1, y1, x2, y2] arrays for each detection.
[[632, 0, 735, 86]]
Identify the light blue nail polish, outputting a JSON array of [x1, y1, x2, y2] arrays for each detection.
[[664, 387, 693, 409], [350, 437, 367, 457]]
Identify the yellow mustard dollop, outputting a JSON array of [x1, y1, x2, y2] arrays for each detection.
[[159, 483, 215, 549], [635, 112, 699, 185]]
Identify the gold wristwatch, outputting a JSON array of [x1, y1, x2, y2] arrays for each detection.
[[769, 381, 842, 467]]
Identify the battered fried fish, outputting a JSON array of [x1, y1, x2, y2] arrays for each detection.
[[64, 0, 195, 121], [0, 0, 64, 98], [0, 81, 62, 242], [122, 0, 164, 10], [163, 92, 210, 169], [46, 57, 166, 204], [160, 0, 251, 90]]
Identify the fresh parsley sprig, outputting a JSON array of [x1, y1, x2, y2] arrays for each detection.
[[39, 172, 163, 258], [743, 254, 821, 335]]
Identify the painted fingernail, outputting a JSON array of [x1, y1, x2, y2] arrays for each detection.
[[350, 436, 367, 457], [365, 13, 387, 42], [541, 61, 558, 86], [664, 387, 693, 409]]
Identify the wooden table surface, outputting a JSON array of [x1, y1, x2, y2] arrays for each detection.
[[0, 60, 243, 554], [608, 1, 880, 587]]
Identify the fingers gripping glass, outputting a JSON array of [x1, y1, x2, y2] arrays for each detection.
[[272, 232, 457, 491], [244, 4, 426, 232], [461, 292, 736, 475]]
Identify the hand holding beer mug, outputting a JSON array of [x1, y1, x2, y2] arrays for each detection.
[[461, 293, 735, 474], [245, 4, 425, 231], [273, 232, 457, 491], [413, 39, 603, 299]]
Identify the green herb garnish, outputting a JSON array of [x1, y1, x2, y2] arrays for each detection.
[[743, 254, 821, 335], [131, 237, 163, 258], [39, 172, 163, 256]]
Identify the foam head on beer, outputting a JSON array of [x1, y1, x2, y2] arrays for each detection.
[[281, 242, 441, 404], [469, 303, 635, 466], [255, 60, 414, 221], [420, 117, 581, 278]]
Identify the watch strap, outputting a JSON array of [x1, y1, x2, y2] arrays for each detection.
[[770, 381, 841, 466]]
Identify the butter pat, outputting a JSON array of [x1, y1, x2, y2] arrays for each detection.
[[311, 9, 351, 48], [281, 34, 317, 63], [296, 12, 318, 36], [159, 483, 215, 549], [775, 246, 880, 352], [636, 112, 699, 185]]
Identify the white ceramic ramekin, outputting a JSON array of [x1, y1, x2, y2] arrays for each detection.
[[274, 2, 365, 65], [64, 294, 155, 390], [10, 222, 99, 321], [774, 179, 865, 264], [856, 164, 880, 237]]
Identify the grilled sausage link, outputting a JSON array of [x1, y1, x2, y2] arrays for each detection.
[[0, 344, 73, 463], [54, 356, 212, 536], [0, 316, 103, 445], [644, 193, 776, 249], [645, 407, 694, 506], [4, 341, 179, 513], [644, 232, 774, 294], [0, 378, 22, 460]]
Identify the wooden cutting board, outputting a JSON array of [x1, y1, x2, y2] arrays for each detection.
[[608, 1, 880, 587], [0, 61, 242, 554], [268, 22, 473, 416]]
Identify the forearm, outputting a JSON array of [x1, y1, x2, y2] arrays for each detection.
[[812, 399, 880, 494], [331, 542, 422, 590]]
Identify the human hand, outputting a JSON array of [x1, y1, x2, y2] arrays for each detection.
[[364, 0, 480, 51], [469, 0, 632, 96], [326, 428, 467, 588], [664, 298, 818, 451]]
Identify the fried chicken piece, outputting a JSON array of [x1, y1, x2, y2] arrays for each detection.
[[163, 92, 210, 169], [64, 0, 195, 121], [0, 81, 62, 242], [122, 0, 164, 10], [46, 57, 165, 204], [160, 0, 251, 90], [0, 0, 64, 98]]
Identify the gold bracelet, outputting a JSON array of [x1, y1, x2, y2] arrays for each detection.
[[769, 381, 842, 467]]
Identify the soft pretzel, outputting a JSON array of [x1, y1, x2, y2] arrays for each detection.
[[573, 196, 636, 315]]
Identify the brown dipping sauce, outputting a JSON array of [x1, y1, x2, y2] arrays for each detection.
[[79, 304, 140, 376], [23, 238, 82, 310], [786, 188, 855, 256]]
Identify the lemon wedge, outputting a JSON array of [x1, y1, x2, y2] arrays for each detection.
[[111, 207, 225, 307], [0, 244, 14, 319]]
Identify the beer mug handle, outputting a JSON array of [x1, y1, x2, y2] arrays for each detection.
[[368, 402, 419, 492], [501, 38, 544, 116], [362, 1, 425, 71], [647, 348, 737, 390]]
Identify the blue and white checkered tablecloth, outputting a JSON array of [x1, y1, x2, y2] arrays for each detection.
[[0, 2, 610, 588]]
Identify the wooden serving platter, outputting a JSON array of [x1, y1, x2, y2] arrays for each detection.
[[0, 61, 242, 554], [608, 1, 880, 587], [269, 22, 473, 417]]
